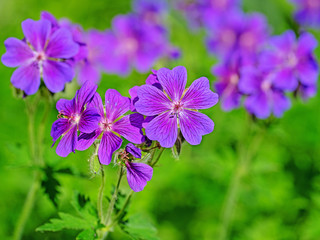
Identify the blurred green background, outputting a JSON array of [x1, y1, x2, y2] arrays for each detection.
[[1, 0, 320, 239]]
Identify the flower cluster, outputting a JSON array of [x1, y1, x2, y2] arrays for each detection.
[[51, 66, 218, 191], [290, 0, 320, 28], [176, 0, 319, 119], [1, 7, 179, 95]]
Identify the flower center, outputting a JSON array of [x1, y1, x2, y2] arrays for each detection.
[[307, 0, 320, 9], [171, 101, 184, 114], [70, 114, 81, 124], [221, 29, 237, 47], [240, 32, 256, 49], [286, 52, 298, 67], [230, 73, 239, 85], [100, 119, 113, 132], [261, 80, 272, 91], [35, 51, 46, 63]]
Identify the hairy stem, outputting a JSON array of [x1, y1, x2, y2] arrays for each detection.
[[219, 124, 265, 240], [151, 148, 165, 167], [98, 161, 105, 222]]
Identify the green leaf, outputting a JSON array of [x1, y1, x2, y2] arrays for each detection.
[[76, 229, 96, 240], [71, 192, 98, 224], [36, 212, 90, 232], [120, 214, 159, 240], [41, 165, 60, 207]]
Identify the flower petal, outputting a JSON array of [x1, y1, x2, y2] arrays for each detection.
[[98, 132, 122, 165], [51, 118, 71, 144], [56, 98, 76, 117], [125, 143, 142, 159], [77, 129, 102, 151], [78, 108, 101, 133], [105, 89, 130, 122], [182, 77, 219, 109], [76, 81, 98, 113], [145, 111, 178, 148], [88, 92, 104, 117], [244, 92, 270, 119], [42, 60, 74, 93], [77, 62, 100, 85], [126, 162, 153, 192], [272, 68, 298, 91], [46, 28, 79, 59], [157, 66, 187, 101], [22, 19, 51, 51], [135, 85, 171, 116], [272, 91, 291, 118], [11, 63, 40, 95], [297, 60, 319, 86], [113, 115, 143, 144], [179, 110, 214, 145], [297, 32, 318, 55], [55, 125, 77, 157], [1, 37, 34, 67]]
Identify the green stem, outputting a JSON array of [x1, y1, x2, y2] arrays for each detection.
[[104, 167, 123, 226], [13, 94, 51, 240], [98, 162, 105, 222], [218, 125, 265, 240], [151, 148, 165, 167]]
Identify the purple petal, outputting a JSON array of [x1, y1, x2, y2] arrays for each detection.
[[41, 11, 59, 29], [55, 125, 77, 157], [157, 66, 187, 101], [1, 37, 34, 67], [129, 113, 144, 129], [146, 70, 162, 90], [105, 89, 130, 122], [272, 68, 298, 91], [42, 60, 74, 93], [297, 32, 318, 55], [182, 77, 219, 109], [238, 67, 260, 94], [78, 108, 101, 133], [244, 92, 270, 119], [51, 118, 71, 144], [76, 81, 98, 112], [11, 63, 40, 95], [297, 61, 319, 86], [56, 98, 76, 117], [272, 91, 291, 118], [77, 62, 100, 85], [126, 162, 153, 192], [129, 86, 139, 112], [179, 110, 214, 145], [98, 132, 122, 165], [46, 28, 79, 59], [88, 92, 104, 117], [77, 129, 102, 151], [113, 115, 143, 144], [21, 19, 51, 51], [145, 111, 177, 148], [125, 143, 142, 159], [135, 85, 171, 116], [269, 30, 296, 52]]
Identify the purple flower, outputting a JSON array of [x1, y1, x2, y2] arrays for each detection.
[[239, 67, 291, 119], [103, 14, 177, 76], [133, 0, 168, 25], [77, 89, 143, 165], [124, 143, 153, 192], [135, 66, 219, 148], [206, 11, 269, 61], [213, 55, 244, 111], [51, 82, 100, 157], [291, 0, 320, 28], [260, 30, 318, 94], [1, 19, 79, 95]]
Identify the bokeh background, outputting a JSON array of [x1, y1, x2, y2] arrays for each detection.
[[1, 0, 320, 239]]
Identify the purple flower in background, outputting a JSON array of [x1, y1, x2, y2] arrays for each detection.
[[103, 14, 178, 76], [260, 30, 318, 95], [77, 89, 143, 165], [291, 0, 320, 28], [206, 11, 269, 61], [135, 66, 219, 148], [239, 67, 291, 119], [51, 82, 100, 157], [213, 55, 244, 111], [124, 143, 153, 192], [1, 19, 79, 95], [133, 0, 168, 25]]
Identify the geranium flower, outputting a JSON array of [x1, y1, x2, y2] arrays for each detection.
[[135, 66, 219, 148], [51, 82, 100, 157], [1, 19, 79, 95], [77, 89, 143, 165], [291, 0, 320, 28]]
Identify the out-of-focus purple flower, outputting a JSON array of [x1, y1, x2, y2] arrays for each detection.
[[174, 0, 241, 30], [133, 0, 168, 25], [1, 19, 79, 95], [291, 0, 320, 28], [213, 55, 244, 111], [135, 66, 219, 148], [297, 83, 317, 100], [260, 30, 318, 96], [51, 82, 100, 157], [206, 11, 269, 61], [77, 89, 143, 165], [239, 67, 291, 119], [41, 11, 109, 85], [103, 14, 178, 76]]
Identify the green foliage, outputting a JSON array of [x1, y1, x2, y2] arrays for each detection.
[[41, 166, 61, 207]]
